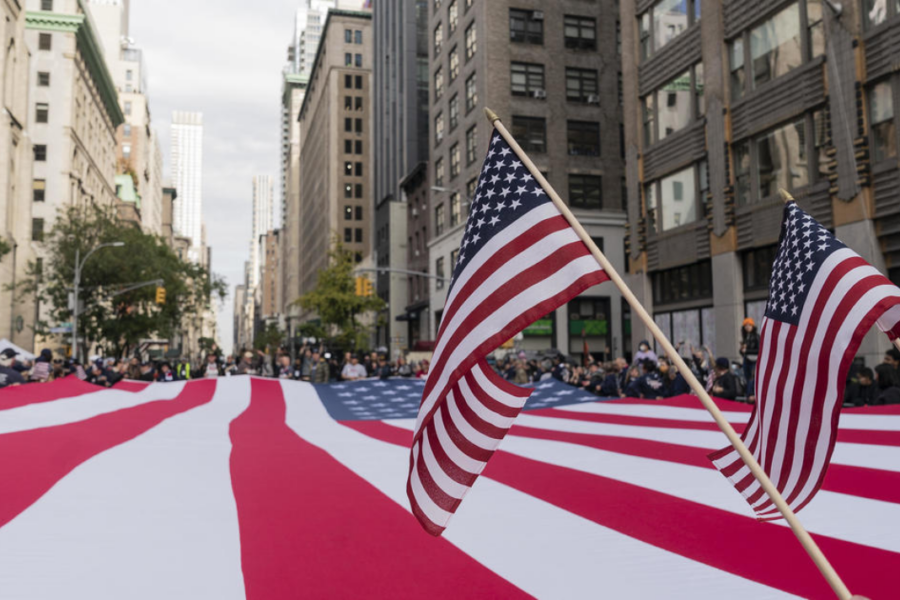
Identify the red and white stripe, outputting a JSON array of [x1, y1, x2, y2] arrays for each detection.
[[710, 248, 900, 520], [407, 195, 608, 534]]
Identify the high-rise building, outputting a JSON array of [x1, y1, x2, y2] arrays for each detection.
[[250, 175, 273, 288], [373, 0, 430, 355], [291, 0, 337, 78], [170, 110, 204, 262], [296, 9, 373, 318], [426, 0, 628, 360], [261, 230, 281, 321], [619, 0, 900, 365], [280, 73, 307, 336]]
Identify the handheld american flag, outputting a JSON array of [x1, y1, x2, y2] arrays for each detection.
[[406, 126, 609, 535], [709, 200, 900, 520]]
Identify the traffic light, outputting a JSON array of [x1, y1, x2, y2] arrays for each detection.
[[354, 276, 373, 297], [355, 276, 364, 296], [155, 286, 166, 304]]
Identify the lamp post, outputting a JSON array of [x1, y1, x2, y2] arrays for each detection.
[[71, 241, 124, 361]]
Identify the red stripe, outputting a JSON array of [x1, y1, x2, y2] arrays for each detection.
[[454, 381, 511, 440], [440, 393, 493, 462], [0, 375, 100, 409], [414, 437, 460, 513], [113, 380, 152, 392], [229, 379, 530, 598], [355, 420, 900, 599], [462, 370, 522, 419], [529, 406, 749, 434], [424, 420, 477, 486], [0, 379, 216, 529], [614, 394, 754, 412]]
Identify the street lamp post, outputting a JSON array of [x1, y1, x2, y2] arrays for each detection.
[[71, 241, 124, 361]]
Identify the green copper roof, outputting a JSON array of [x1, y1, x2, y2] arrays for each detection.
[[115, 174, 141, 208], [26, 1, 124, 128]]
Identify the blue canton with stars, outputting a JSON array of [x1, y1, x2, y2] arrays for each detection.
[[447, 130, 552, 292], [314, 378, 612, 421], [766, 202, 848, 326]]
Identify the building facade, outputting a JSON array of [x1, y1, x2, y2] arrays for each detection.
[[426, 0, 629, 361], [296, 10, 373, 320], [170, 110, 203, 262], [250, 174, 273, 289], [280, 73, 307, 340], [399, 161, 431, 349], [373, 0, 429, 355], [620, 0, 900, 365], [261, 229, 281, 321]]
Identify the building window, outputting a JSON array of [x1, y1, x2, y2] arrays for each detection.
[[434, 67, 444, 100], [355, 162, 363, 176], [355, 184, 363, 198], [565, 68, 598, 103], [451, 249, 459, 271], [450, 192, 461, 226], [355, 96, 363, 111], [511, 116, 546, 153], [345, 53, 352, 66], [436, 256, 446, 289], [355, 30, 363, 44], [35, 102, 49, 123], [642, 94, 656, 146], [345, 206, 353, 220], [435, 157, 445, 187], [466, 176, 478, 199], [449, 95, 459, 130], [434, 112, 444, 145], [567, 121, 600, 156], [345, 96, 353, 110], [355, 75, 363, 89], [38, 72, 50, 86], [569, 174, 602, 209], [465, 21, 477, 60], [34, 144, 47, 161], [734, 141, 751, 205], [345, 74, 352, 88], [652, 260, 713, 306], [742, 245, 779, 293], [38, 33, 52, 51], [355, 54, 362, 67], [355, 206, 363, 220], [345, 184, 353, 198], [434, 23, 443, 55], [511, 62, 545, 97], [345, 117, 352, 132], [639, 0, 700, 60], [465, 72, 477, 111], [124, 101, 132, 116], [344, 228, 352, 243], [123, 143, 131, 159], [355, 118, 363, 133], [345, 161, 353, 175], [863, 0, 899, 30], [355, 228, 363, 243], [32, 218, 44, 242], [449, 46, 459, 81], [448, 0, 458, 33], [355, 139, 363, 154], [869, 80, 896, 163], [645, 162, 705, 230], [41, 0, 53, 9], [33, 179, 46, 202], [123, 123, 132, 137], [730, 38, 745, 101], [510, 8, 543, 44], [345, 29, 353, 43], [564, 15, 597, 50], [435, 203, 446, 236], [757, 119, 807, 200], [450, 143, 460, 178], [466, 125, 477, 164], [345, 139, 353, 154], [642, 63, 704, 145]]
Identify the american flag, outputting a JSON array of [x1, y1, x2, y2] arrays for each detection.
[[709, 201, 900, 520], [407, 128, 610, 535]]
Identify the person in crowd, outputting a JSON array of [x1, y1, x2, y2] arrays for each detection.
[[375, 355, 393, 380], [138, 362, 156, 382], [255, 350, 274, 378], [551, 355, 570, 382], [339, 352, 353, 381], [844, 367, 877, 406], [156, 362, 178, 382], [659, 357, 689, 398], [633, 340, 658, 367], [874, 363, 900, 405], [395, 356, 413, 377], [222, 355, 238, 377], [637, 359, 665, 399], [594, 362, 619, 396], [884, 348, 900, 369], [341, 354, 368, 381], [236, 351, 256, 375], [740, 318, 760, 399], [308, 351, 330, 383], [415, 359, 430, 379], [199, 353, 222, 378], [622, 366, 642, 397], [125, 356, 143, 380], [710, 357, 738, 400], [50, 357, 68, 381], [0, 348, 25, 388], [29, 349, 53, 383], [86, 360, 113, 387], [513, 359, 530, 384]]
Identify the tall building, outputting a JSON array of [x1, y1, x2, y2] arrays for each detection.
[[250, 175, 273, 288], [0, 1, 35, 351], [170, 110, 203, 262], [280, 73, 307, 338], [373, 0, 430, 355], [261, 230, 281, 321], [426, 0, 628, 360], [619, 0, 900, 365], [291, 0, 337, 78], [296, 9, 374, 322]]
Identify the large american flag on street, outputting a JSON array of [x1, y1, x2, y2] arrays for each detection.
[[710, 201, 900, 520], [2, 375, 899, 598], [407, 128, 610, 535]]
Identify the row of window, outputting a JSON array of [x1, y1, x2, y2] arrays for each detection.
[[343, 29, 364, 45], [343, 138, 364, 155], [509, 10, 600, 51], [642, 63, 704, 147], [343, 95, 365, 111], [434, 126, 477, 184], [343, 161, 364, 177], [433, 26, 477, 99], [511, 117, 602, 157], [645, 160, 709, 233], [344, 53, 364, 68], [511, 62, 601, 104], [343, 205, 364, 221], [433, 81, 476, 144], [343, 183, 364, 199], [343, 117, 364, 134], [343, 228, 365, 244], [343, 74, 364, 90], [433, 20, 476, 61], [639, 0, 701, 61]]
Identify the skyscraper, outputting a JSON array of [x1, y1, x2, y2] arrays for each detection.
[[170, 111, 203, 262], [291, 0, 336, 78], [250, 175, 273, 288]]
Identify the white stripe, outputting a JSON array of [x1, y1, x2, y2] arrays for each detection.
[[0, 378, 246, 600], [0, 381, 185, 434], [416, 254, 601, 435], [758, 318, 792, 483], [433, 406, 485, 474], [472, 362, 529, 409], [457, 375, 517, 429], [421, 430, 468, 499], [282, 381, 797, 600], [408, 442, 454, 528], [446, 390, 500, 451], [555, 402, 750, 424], [876, 302, 900, 334]]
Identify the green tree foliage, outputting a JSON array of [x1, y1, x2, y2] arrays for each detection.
[[296, 240, 385, 352], [0, 236, 11, 261], [16, 205, 226, 359], [253, 323, 284, 352]]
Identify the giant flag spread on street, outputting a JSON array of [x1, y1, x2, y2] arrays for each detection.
[[709, 201, 900, 520], [1, 375, 899, 598], [407, 128, 609, 535]]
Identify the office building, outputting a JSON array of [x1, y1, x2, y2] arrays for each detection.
[[250, 175, 273, 288], [170, 110, 203, 262]]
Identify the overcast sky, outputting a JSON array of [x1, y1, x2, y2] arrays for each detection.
[[129, 0, 301, 354]]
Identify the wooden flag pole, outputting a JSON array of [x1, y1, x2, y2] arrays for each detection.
[[484, 108, 853, 600]]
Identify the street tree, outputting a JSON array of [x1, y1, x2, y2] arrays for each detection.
[[295, 240, 385, 352], [15, 205, 226, 360], [253, 323, 284, 353]]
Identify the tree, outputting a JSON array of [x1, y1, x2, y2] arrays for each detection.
[[295, 240, 385, 352], [15, 204, 226, 360], [254, 323, 284, 352]]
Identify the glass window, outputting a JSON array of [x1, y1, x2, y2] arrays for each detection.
[[345, 139, 353, 154], [41, 0, 53, 9], [355, 184, 363, 198], [730, 38, 745, 101], [345, 96, 352, 110], [122, 143, 131, 159], [863, 0, 890, 29], [467, 176, 478, 199], [569, 174, 602, 209], [345, 29, 353, 43], [511, 62, 544, 96], [807, 0, 824, 59], [34, 144, 47, 161], [639, 13, 651, 60], [870, 80, 896, 163], [742, 245, 779, 292], [355, 162, 363, 176], [355, 75, 363, 89], [813, 110, 830, 179], [434, 66, 444, 100], [756, 118, 807, 198], [355, 54, 362, 67], [355, 228, 363, 243], [355, 96, 363, 110], [355, 30, 363, 45], [449, 94, 459, 130], [512, 116, 546, 153], [35, 102, 49, 123], [450, 143, 460, 178], [734, 141, 751, 205], [659, 166, 697, 230], [652, 260, 713, 306], [124, 101, 132, 116], [38, 72, 50, 86], [466, 125, 478, 164], [564, 15, 596, 50], [32, 218, 44, 242], [567, 121, 600, 156], [345, 161, 353, 175], [435, 157, 445, 187], [355, 118, 363, 133], [448, 0, 458, 33], [355, 140, 363, 154], [434, 23, 443, 55], [38, 33, 51, 51], [450, 192, 461, 226], [510, 8, 543, 44], [435, 204, 445, 236], [344, 228, 352, 243], [434, 111, 444, 144], [344, 184, 353, 198], [642, 94, 656, 147], [436, 257, 446, 289], [645, 182, 658, 233], [33, 179, 46, 202], [345, 53, 352, 66], [653, 0, 690, 54], [565, 68, 598, 103], [465, 21, 477, 60], [657, 70, 691, 140], [750, 3, 801, 90], [449, 46, 459, 81], [695, 62, 705, 116], [344, 117, 352, 132], [465, 72, 477, 111], [345, 206, 353, 220]]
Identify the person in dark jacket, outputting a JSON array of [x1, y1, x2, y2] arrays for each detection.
[[711, 357, 738, 400], [659, 357, 689, 398], [156, 362, 178, 382], [740, 318, 760, 400], [874, 363, 900, 405], [844, 367, 877, 406], [375, 355, 393, 380], [637, 360, 666, 399]]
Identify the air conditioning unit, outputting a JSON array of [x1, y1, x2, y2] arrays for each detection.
[[532, 10, 544, 20], [412, 207, 418, 216], [436, 132, 444, 143], [586, 94, 600, 104], [533, 89, 547, 99]]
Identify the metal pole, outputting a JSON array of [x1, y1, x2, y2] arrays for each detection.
[[72, 248, 80, 361]]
